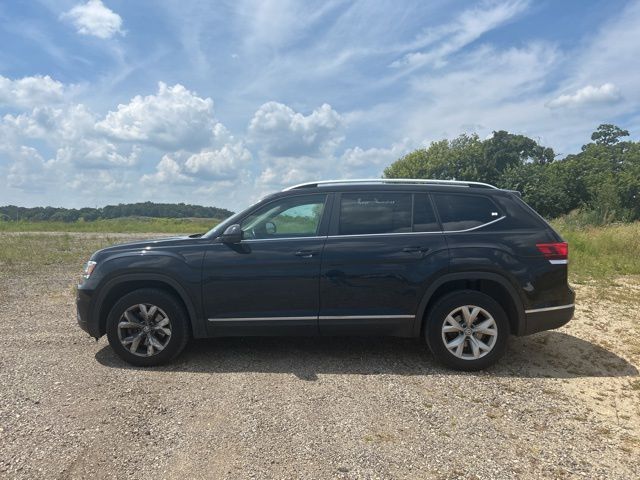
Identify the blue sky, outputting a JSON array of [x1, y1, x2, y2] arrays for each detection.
[[1, 0, 638, 210]]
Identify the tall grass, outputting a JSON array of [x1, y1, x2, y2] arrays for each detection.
[[0, 217, 219, 233], [552, 220, 640, 281], [1, 219, 639, 283]]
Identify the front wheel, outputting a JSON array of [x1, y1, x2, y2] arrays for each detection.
[[106, 288, 190, 367], [426, 290, 509, 371]]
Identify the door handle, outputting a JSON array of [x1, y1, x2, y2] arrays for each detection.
[[402, 246, 430, 254], [295, 250, 318, 258]]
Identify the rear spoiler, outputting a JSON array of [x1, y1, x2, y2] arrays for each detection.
[[503, 189, 522, 197]]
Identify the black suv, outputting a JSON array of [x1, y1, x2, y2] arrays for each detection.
[[76, 179, 574, 370]]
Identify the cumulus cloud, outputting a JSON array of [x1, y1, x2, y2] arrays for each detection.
[[0, 75, 65, 109], [340, 140, 412, 174], [248, 102, 343, 157], [546, 83, 622, 109], [185, 143, 252, 180], [96, 82, 218, 150], [62, 0, 124, 39], [142, 142, 252, 186], [6, 147, 55, 190]]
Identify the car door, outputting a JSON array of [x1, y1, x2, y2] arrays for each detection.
[[202, 193, 331, 336], [319, 191, 449, 336]]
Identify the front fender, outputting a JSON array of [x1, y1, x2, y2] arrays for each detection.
[[87, 252, 205, 338]]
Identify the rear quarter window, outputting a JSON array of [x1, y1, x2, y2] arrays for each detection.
[[339, 193, 412, 235], [433, 193, 502, 231]]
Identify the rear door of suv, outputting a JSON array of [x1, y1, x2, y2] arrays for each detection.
[[318, 190, 449, 336]]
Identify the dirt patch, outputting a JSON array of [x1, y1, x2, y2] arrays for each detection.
[[0, 233, 639, 479]]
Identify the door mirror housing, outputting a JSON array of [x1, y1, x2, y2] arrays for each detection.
[[220, 224, 243, 244]]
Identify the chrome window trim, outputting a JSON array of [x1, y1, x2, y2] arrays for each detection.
[[441, 215, 506, 233], [524, 303, 574, 314], [232, 216, 506, 242], [241, 236, 327, 243]]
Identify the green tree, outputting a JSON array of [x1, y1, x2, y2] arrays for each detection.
[[590, 123, 630, 146]]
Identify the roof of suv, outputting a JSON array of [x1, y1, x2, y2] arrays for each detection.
[[284, 179, 498, 191], [277, 179, 519, 197]]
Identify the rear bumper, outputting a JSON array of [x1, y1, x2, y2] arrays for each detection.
[[523, 302, 574, 335]]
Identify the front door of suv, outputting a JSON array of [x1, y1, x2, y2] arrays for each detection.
[[319, 191, 449, 336], [202, 193, 330, 336]]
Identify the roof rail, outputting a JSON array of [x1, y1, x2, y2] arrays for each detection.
[[283, 178, 498, 191]]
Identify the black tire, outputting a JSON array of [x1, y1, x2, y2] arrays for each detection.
[[106, 288, 190, 367], [425, 290, 509, 371]]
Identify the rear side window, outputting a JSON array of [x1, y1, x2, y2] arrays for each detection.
[[413, 194, 440, 232], [433, 194, 501, 231], [340, 193, 412, 235]]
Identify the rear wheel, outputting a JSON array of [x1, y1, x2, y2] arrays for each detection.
[[426, 290, 509, 371], [106, 288, 190, 367]]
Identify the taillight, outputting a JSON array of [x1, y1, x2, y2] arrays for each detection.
[[536, 242, 568, 264]]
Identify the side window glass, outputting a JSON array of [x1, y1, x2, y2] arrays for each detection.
[[433, 194, 501, 231], [413, 194, 440, 232], [340, 193, 412, 235], [241, 194, 326, 239]]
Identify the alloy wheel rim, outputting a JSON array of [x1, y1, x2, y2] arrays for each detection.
[[117, 303, 172, 357], [441, 305, 498, 360]]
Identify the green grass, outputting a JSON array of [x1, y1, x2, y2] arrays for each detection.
[[0, 217, 219, 233], [0, 233, 119, 276], [1, 219, 639, 283], [552, 220, 640, 281]]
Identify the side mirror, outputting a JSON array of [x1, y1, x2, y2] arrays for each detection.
[[220, 224, 243, 244]]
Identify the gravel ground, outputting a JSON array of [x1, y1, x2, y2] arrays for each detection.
[[1, 234, 639, 479]]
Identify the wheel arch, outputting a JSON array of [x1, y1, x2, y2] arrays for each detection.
[[93, 273, 204, 339], [414, 272, 526, 337]]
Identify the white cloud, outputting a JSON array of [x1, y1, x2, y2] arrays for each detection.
[[96, 82, 218, 150], [0, 75, 65, 109], [62, 0, 124, 39], [6, 146, 54, 190], [142, 142, 252, 186], [546, 83, 621, 109], [184, 143, 252, 180], [340, 140, 412, 175], [391, 0, 529, 70], [248, 102, 343, 157]]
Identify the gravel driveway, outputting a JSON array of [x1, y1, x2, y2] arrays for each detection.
[[1, 233, 639, 479]]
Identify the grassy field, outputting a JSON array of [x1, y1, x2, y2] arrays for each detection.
[[552, 220, 640, 282], [0, 219, 639, 282], [0, 217, 219, 233]]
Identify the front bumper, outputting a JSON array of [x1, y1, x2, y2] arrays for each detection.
[[76, 286, 99, 338]]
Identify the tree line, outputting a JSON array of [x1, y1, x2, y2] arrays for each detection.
[[0, 202, 234, 223], [384, 124, 640, 224]]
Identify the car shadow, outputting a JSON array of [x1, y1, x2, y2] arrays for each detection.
[[95, 331, 638, 380]]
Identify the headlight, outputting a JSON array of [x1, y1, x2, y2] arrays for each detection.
[[83, 261, 97, 279]]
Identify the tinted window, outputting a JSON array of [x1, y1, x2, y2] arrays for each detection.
[[413, 194, 440, 232], [433, 194, 501, 231], [340, 193, 411, 235], [241, 194, 326, 239]]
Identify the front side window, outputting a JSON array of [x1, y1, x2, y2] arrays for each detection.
[[433, 194, 501, 231], [241, 194, 326, 239], [340, 193, 412, 235]]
